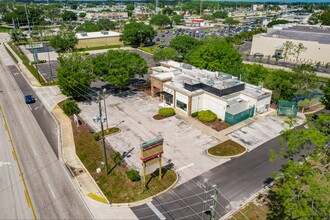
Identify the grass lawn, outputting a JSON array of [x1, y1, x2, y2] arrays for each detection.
[[208, 140, 246, 157], [72, 117, 177, 203], [138, 46, 157, 54], [0, 26, 12, 32], [78, 44, 121, 51], [231, 201, 268, 220]]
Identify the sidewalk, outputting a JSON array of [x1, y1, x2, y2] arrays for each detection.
[[52, 106, 138, 219]]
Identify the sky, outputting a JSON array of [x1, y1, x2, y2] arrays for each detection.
[[213, 0, 330, 2]]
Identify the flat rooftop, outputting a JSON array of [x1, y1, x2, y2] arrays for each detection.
[[76, 31, 121, 39], [263, 24, 330, 44], [152, 61, 272, 100]]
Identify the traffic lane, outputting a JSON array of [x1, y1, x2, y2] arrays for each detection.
[[6, 65, 58, 157], [0, 111, 34, 219], [132, 180, 229, 219], [0, 61, 92, 219]]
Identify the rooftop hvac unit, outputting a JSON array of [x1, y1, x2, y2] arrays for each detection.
[[81, 32, 88, 37], [182, 64, 192, 70], [236, 98, 242, 103], [101, 31, 109, 35]]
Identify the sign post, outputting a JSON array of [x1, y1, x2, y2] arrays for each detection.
[[140, 136, 164, 188]]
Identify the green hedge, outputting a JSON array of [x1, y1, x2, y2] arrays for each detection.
[[111, 151, 122, 165], [62, 100, 80, 116], [126, 169, 140, 182], [191, 112, 198, 117], [159, 107, 175, 117], [198, 110, 217, 123]]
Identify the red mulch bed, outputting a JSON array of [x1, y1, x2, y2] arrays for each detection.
[[201, 119, 231, 132]]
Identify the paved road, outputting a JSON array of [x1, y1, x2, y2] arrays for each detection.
[[131, 131, 290, 219], [0, 110, 34, 219], [0, 44, 92, 219]]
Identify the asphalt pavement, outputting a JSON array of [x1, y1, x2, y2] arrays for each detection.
[[131, 130, 291, 219], [0, 43, 92, 219]]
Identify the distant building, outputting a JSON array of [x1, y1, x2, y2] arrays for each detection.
[[75, 31, 121, 48], [86, 12, 128, 21], [278, 5, 288, 10], [252, 4, 264, 11], [150, 61, 272, 125], [250, 24, 330, 65]]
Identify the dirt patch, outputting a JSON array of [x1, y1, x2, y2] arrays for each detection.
[[200, 119, 231, 132], [300, 103, 324, 113], [153, 114, 174, 120]]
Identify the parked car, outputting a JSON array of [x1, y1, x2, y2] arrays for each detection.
[[156, 38, 160, 42], [25, 95, 35, 104], [161, 34, 165, 37], [165, 30, 169, 34], [254, 52, 264, 57]]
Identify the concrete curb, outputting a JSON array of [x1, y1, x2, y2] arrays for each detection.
[[304, 105, 325, 115], [111, 170, 179, 208], [206, 145, 247, 159]]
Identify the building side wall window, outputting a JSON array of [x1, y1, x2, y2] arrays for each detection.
[[176, 100, 187, 112]]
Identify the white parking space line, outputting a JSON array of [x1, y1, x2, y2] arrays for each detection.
[[147, 202, 166, 220], [176, 163, 194, 172], [31, 145, 37, 156], [48, 184, 56, 199], [27, 104, 32, 111]]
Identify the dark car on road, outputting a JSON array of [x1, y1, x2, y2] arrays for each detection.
[[25, 95, 35, 104], [161, 34, 165, 37], [156, 38, 160, 42]]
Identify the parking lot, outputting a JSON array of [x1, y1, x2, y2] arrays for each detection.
[[78, 91, 229, 185]]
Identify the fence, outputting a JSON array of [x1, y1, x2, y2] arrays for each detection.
[[277, 100, 298, 118], [225, 106, 255, 125]]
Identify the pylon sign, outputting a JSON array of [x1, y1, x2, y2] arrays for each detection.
[[140, 136, 164, 187]]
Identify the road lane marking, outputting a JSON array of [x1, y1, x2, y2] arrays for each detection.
[[147, 202, 166, 220], [31, 145, 37, 156], [48, 184, 56, 199], [176, 163, 194, 172], [0, 105, 37, 220], [0, 161, 12, 167], [34, 106, 39, 111], [27, 104, 32, 111]]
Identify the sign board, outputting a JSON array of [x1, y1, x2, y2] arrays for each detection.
[[140, 136, 163, 162]]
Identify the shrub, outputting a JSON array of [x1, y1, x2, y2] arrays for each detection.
[[62, 99, 80, 116], [126, 169, 140, 182], [93, 132, 100, 141], [191, 112, 198, 117], [159, 107, 175, 117], [198, 110, 217, 123], [111, 152, 122, 165], [31, 59, 46, 64]]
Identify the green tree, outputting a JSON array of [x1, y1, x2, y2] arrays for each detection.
[[169, 35, 201, 56], [79, 12, 86, 18], [97, 19, 116, 30], [126, 3, 134, 11], [292, 64, 318, 97], [264, 70, 296, 102], [10, 28, 24, 44], [162, 7, 173, 15], [150, 14, 171, 28], [293, 42, 307, 62], [62, 99, 80, 116], [93, 50, 148, 86], [308, 12, 321, 25], [2, 5, 45, 25], [171, 14, 184, 25], [282, 41, 295, 61], [57, 53, 92, 98], [242, 64, 268, 86], [320, 80, 330, 109], [50, 29, 78, 52], [213, 11, 228, 19], [186, 42, 243, 75], [120, 22, 156, 46], [297, 99, 311, 112], [201, 14, 214, 21], [267, 115, 330, 219], [153, 48, 179, 62], [61, 10, 77, 21], [76, 21, 100, 32], [320, 10, 330, 25], [267, 19, 290, 28], [223, 17, 240, 27]]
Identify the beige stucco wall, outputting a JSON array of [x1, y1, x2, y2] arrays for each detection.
[[251, 35, 330, 65], [76, 36, 121, 48]]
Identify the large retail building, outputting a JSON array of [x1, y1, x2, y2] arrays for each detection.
[[250, 24, 330, 65]]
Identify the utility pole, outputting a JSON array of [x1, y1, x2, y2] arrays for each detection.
[[156, 0, 159, 14], [210, 185, 219, 220], [94, 90, 109, 175], [200, 0, 203, 16], [103, 88, 109, 130]]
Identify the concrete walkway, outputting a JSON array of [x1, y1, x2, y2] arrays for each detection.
[[52, 106, 138, 219]]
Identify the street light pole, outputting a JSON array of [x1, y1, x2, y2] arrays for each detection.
[[98, 91, 109, 175]]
